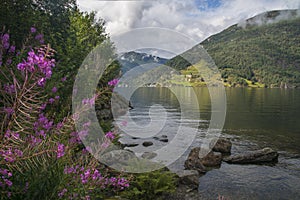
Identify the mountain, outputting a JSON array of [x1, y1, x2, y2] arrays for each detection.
[[118, 51, 168, 74], [167, 9, 300, 88]]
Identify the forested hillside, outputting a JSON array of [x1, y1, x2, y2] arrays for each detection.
[[167, 9, 300, 88]]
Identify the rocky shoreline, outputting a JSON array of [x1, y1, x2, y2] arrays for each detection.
[[118, 134, 279, 199], [176, 138, 278, 189], [168, 138, 279, 200]]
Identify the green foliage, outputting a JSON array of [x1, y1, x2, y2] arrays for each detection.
[[48, 8, 118, 117], [10, 160, 64, 200], [0, 1, 121, 119], [0, 2, 122, 199], [121, 170, 177, 200], [0, 0, 75, 48]]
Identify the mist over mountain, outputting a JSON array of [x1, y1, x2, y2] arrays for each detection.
[[167, 9, 300, 88]]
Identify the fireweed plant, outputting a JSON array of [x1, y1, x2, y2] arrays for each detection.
[[0, 28, 129, 199]]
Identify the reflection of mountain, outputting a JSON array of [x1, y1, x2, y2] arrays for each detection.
[[167, 9, 300, 88], [118, 51, 168, 73]]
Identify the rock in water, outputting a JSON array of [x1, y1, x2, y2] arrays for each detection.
[[101, 150, 136, 167], [159, 138, 169, 143], [153, 135, 169, 143], [184, 148, 206, 173], [223, 147, 279, 164], [200, 151, 222, 167], [185, 147, 222, 172], [142, 141, 153, 147], [141, 152, 157, 159], [175, 170, 199, 189], [212, 138, 232, 154]]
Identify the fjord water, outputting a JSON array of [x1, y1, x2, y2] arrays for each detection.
[[123, 87, 300, 199]]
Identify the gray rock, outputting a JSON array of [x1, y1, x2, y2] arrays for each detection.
[[184, 148, 206, 173], [223, 147, 279, 164], [119, 138, 139, 148], [175, 170, 199, 188], [122, 143, 139, 148], [153, 135, 169, 143], [212, 138, 232, 154], [142, 141, 153, 147], [100, 150, 136, 166], [159, 138, 169, 143], [200, 151, 222, 167], [141, 152, 157, 159]]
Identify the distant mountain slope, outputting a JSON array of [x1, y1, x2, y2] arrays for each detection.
[[167, 9, 300, 88], [118, 51, 168, 74]]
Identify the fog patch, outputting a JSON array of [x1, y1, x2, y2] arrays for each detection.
[[238, 9, 300, 29]]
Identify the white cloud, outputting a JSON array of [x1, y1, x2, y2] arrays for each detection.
[[76, 0, 300, 54]]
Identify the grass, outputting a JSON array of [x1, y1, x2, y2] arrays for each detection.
[[243, 79, 265, 88]]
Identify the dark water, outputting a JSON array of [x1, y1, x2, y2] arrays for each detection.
[[117, 87, 300, 199]]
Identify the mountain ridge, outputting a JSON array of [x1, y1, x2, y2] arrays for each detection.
[[118, 51, 168, 74], [166, 9, 300, 88]]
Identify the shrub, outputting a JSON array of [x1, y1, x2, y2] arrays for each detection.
[[0, 28, 129, 200], [120, 169, 177, 200]]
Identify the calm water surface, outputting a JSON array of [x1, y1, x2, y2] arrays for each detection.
[[118, 87, 300, 199]]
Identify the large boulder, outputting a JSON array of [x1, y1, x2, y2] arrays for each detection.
[[223, 147, 279, 164], [200, 151, 222, 167], [212, 138, 232, 154], [184, 148, 206, 173], [175, 170, 199, 189]]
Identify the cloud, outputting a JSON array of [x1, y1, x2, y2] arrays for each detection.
[[77, 0, 300, 53]]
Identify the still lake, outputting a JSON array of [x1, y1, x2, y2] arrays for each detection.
[[117, 87, 300, 199]]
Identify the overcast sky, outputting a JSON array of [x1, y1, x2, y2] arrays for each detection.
[[77, 0, 300, 57]]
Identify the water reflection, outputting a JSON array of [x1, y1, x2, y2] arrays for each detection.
[[117, 87, 300, 198]]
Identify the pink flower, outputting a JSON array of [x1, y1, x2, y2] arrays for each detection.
[[40, 103, 47, 110], [17, 63, 26, 71], [4, 131, 19, 140], [38, 78, 46, 87], [2, 33, 10, 49], [5, 179, 12, 187], [29, 136, 42, 146], [51, 87, 57, 93], [56, 122, 63, 130], [6, 58, 12, 65], [4, 107, 14, 116], [82, 95, 97, 107], [105, 131, 116, 140], [49, 98, 55, 104], [78, 130, 88, 138], [121, 121, 128, 127], [30, 27, 37, 33], [35, 34, 44, 44], [108, 79, 119, 86], [58, 188, 67, 198], [8, 45, 15, 53], [101, 141, 110, 149], [3, 84, 15, 94], [57, 143, 65, 158]]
